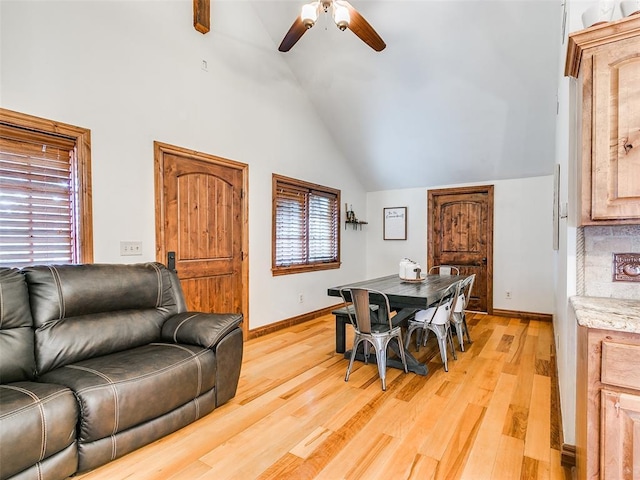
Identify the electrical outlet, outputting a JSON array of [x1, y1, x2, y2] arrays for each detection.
[[505, 291, 512, 299], [298, 293, 304, 304], [120, 241, 142, 256]]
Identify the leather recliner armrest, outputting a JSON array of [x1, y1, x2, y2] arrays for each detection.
[[161, 312, 243, 349]]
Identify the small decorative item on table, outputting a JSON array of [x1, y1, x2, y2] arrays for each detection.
[[399, 258, 424, 282]]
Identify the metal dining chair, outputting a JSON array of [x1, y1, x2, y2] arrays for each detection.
[[428, 265, 460, 275], [452, 274, 476, 351], [339, 287, 408, 391], [404, 281, 461, 372]]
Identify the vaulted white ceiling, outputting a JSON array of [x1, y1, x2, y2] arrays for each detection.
[[249, 0, 563, 191]]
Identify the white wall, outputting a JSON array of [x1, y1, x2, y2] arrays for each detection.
[[0, 0, 368, 328], [364, 188, 428, 279], [554, 2, 578, 442], [366, 176, 556, 314]]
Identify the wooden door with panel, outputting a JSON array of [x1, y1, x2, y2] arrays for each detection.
[[155, 142, 248, 336], [428, 185, 493, 313]]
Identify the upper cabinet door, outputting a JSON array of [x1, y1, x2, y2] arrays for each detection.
[[591, 38, 640, 220], [566, 16, 640, 225]]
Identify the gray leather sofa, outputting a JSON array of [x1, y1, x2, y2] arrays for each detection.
[[0, 263, 243, 480]]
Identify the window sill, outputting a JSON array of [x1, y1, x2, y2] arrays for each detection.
[[272, 261, 341, 276]]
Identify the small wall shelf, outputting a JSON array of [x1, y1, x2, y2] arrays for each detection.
[[344, 203, 366, 230], [345, 220, 368, 230]]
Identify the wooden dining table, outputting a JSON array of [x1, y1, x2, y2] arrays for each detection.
[[327, 273, 466, 376]]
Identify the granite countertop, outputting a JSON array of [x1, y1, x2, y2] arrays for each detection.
[[571, 296, 640, 334]]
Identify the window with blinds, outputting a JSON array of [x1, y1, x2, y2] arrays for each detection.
[[0, 121, 86, 267], [272, 174, 340, 275]]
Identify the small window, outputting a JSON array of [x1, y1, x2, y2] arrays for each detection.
[[0, 109, 93, 267], [272, 174, 340, 275]]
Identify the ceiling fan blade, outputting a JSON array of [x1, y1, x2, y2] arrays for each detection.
[[279, 16, 308, 52], [341, 1, 386, 52]]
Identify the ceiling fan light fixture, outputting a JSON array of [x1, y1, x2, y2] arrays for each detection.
[[333, 3, 350, 31], [301, 2, 319, 28], [279, 0, 385, 52]]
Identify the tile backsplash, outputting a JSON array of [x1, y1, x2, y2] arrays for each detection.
[[579, 225, 640, 299]]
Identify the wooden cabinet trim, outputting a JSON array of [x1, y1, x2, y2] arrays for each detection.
[[566, 15, 640, 78]]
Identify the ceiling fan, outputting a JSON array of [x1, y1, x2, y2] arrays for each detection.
[[278, 0, 386, 53]]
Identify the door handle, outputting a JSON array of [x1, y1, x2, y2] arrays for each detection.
[[167, 251, 177, 272]]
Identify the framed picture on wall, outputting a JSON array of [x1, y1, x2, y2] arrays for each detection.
[[383, 207, 407, 240]]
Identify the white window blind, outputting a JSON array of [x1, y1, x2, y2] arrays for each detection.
[[308, 191, 338, 263], [0, 127, 78, 267], [273, 175, 340, 274]]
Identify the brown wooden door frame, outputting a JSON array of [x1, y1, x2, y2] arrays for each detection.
[[154, 141, 249, 338], [427, 185, 494, 314]]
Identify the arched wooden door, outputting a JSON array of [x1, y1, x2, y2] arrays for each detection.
[[427, 185, 493, 313], [154, 142, 248, 337]]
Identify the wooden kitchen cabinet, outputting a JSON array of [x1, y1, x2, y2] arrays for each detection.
[[566, 16, 640, 225], [601, 389, 640, 479], [576, 325, 640, 479]]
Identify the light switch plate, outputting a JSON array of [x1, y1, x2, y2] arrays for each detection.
[[120, 241, 142, 256]]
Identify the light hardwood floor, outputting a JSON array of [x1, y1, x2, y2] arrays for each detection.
[[77, 312, 573, 480]]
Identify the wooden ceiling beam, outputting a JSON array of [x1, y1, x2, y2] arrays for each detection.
[[193, 0, 210, 34]]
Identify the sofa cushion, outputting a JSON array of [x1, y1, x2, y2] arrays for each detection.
[[38, 343, 216, 443], [0, 268, 36, 383], [0, 382, 78, 479], [7, 443, 77, 480], [34, 309, 174, 376], [23, 263, 183, 374], [76, 391, 215, 473]]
